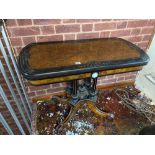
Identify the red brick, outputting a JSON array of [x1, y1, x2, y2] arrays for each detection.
[[128, 72, 137, 76], [10, 37, 22, 46], [40, 26, 55, 35], [127, 36, 143, 42], [141, 27, 154, 34], [28, 92, 36, 97], [147, 19, 155, 26], [46, 87, 65, 94], [98, 77, 105, 82], [125, 75, 136, 80], [33, 19, 61, 25], [55, 24, 80, 33], [127, 20, 148, 28], [100, 31, 110, 38], [14, 47, 23, 55], [98, 76, 108, 81], [62, 19, 76, 23], [101, 19, 112, 22], [142, 35, 152, 41], [28, 85, 50, 92], [51, 83, 61, 88], [116, 21, 127, 29], [96, 80, 101, 85], [64, 34, 76, 41], [137, 42, 149, 50], [110, 30, 130, 37], [106, 75, 115, 79], [22, 36, 36, 45], [36, 90, 46, 96], [10, 27, 40, 37], [95, 23, 116, 31], [115, 72, 131, 78], [17, 19, 32, 26], [77, 19, 101, 23], [116, 77, 125, 82], [102, 78, 116, 84], [61, 82, 68, 87], [37, 35, 63, 42], [131, 28, 141, 35], [77, 32, 99, 40], [6, 19, 17, 27], [82, 24, 93, 32], [113, 19, 127, 21]]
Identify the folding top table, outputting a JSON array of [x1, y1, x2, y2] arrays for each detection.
[[18, 38, 150, 126]]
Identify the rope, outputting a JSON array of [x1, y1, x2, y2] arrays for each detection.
[[115, 88, 155, 124]]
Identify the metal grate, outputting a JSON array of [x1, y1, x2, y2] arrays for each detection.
[[0, 20, 32, 135]]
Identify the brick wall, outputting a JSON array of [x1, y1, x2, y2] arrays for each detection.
[[5, 19, 155, 101]]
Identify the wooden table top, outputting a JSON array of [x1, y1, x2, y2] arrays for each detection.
[[18, 38, 149, 81]]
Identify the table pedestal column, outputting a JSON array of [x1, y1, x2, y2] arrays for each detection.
[[54, 73, 115, 131]]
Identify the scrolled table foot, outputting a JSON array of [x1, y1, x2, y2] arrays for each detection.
[[86, 99, 114, 119], [55, 100, 84, 132], [55, 99, 114, 133]]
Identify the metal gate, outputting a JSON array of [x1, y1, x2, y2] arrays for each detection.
[[0, 20, 32, 135]]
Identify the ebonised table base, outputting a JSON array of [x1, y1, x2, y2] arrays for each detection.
[[50, 76, 115, 131]]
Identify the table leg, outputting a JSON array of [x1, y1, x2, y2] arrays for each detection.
[[84, 78, 91, 88], [90, 77, 98, 102], [70, 80, 79, 106], [92, 77, 97, 91]]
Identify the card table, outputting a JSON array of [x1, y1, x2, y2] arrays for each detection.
[[18, 38, 150, 128]]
